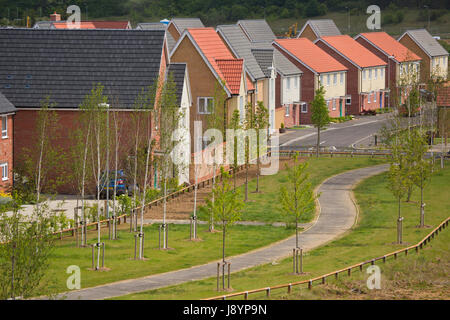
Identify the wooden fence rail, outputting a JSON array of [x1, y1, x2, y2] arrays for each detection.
[[204, 216, 449, 300]]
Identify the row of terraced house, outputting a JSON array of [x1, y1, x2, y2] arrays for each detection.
[[0, 14, 448, 192]]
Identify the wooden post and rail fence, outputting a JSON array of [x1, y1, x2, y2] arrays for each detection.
[[204, 216, 449, 300]]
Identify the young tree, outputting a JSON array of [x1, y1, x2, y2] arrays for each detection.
[[137, 80, 159, 259], [158, 73, 182, 248], [279, 156, 316, 273], [406, 128, 432, 227], [243, 102, 255, 201], [228, 109, 241, 190], [204, 167, 244, 288], [0, 197, 56, 299], [254, 101, 269, 193], [310, 86, 330, 157], [388, 130, 410, 245], [18, 97, 66, 210], [82, 84, 109, 269]]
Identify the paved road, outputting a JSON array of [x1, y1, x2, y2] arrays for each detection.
[[57, 164, 388, 300], [279, 114, 390, 149]]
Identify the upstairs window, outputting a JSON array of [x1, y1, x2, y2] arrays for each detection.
[[301, 103, 308, 113], [1, 163, 7, 181], [333, 74, 337, 85], [363, 70, 366, 80], [198, 97, 213, 114], [286, 77, 291, 89], [340, 73, 344, 84], [327, 75, 330, 86], [1, 116, 7, 138]]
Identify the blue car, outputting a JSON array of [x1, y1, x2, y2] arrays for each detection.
[[98, 170, 138, 199]]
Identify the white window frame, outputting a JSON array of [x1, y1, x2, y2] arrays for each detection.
[[374, 68, 377, 79], [320, 75, 324, 86], [327, 75, 330, 86], [301, 103, 307, 113], [0, 163, 7, 181], [363, 70, 366, 80], [346, 97, 351, 105], [333, 73, 337, 85], [285, 104, 290, 116], [1, 116, 7, 139], [197, 97, 214, 114], [340, 72, 344, 84], [294, 76, 298, 88], [332, 99, 336, 110], [374, 91, 377, 103]]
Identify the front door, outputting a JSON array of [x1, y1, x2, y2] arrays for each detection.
[[339, 100, 343, 117]]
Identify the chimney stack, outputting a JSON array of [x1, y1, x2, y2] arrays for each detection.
[[50, 12, 61, 21]]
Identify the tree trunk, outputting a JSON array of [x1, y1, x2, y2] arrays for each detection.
[[316, 127, 320, 158]]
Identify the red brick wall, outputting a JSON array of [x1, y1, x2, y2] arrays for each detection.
[[316, 41, 361, 115], [0, 115, 14, 192], [361, 91, 385, 111], [273, 44, 316, 124], [14, 109, 158, 194]]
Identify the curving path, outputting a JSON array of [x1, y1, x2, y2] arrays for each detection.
[[59, 164, 388, 300]]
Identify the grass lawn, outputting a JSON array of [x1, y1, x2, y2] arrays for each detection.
[[278, 230, 449, 300], [230, 157, 387, 223], [43, 223, 294, 295], [114, 163, 450, 300], [41, 157, 386, 296]]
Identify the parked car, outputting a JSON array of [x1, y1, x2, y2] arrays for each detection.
[[97, 170, 139, 199]]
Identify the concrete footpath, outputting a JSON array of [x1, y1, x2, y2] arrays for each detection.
[[59, 164, 388, 300]]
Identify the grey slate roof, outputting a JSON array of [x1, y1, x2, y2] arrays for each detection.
[[171, 18, 204, 34], [251, 48, 273, 78], [136, 22, 176, 52], [301, 19, 341, 38], [237, 20, 276, 42], [167, 63, 187, 106], [400, 29, 448, 57], [0, 91, 17, 114], [33, 21, 54, 29], [216, 24, 266, 80], [251, 42, 302, 77], [0, 28, 165, 109]]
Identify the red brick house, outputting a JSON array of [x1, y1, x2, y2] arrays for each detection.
[[354, 32, 422, 107], [0, 28, 173, 193], [315, 35, 388, 115], [273, 38, 348, 123], [0, 92, 16, 192]]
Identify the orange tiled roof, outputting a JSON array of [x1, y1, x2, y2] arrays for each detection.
[[358, 32, 421, 62], [53, 21, 130, 29], [320, 35, 387, 68], [437, 81, 450, 107], [275, 38, 347, 74], [188, 28, 243, 94], [216, 59, 244, 94]]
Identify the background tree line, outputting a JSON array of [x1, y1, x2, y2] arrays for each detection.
[[0, 0, 448, 28]]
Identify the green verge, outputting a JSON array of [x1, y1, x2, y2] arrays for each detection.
[[42, 223, 294, 295], [42, 157, 385, 296], [113, 163, 449, 300], [221, 157, 387, 223]]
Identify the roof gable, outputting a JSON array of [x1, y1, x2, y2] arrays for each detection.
[[318, 35, 387, 68], [0, 29, 166, 108], [274, 38, 347, 74], [399, 29, 448, 58], [299, 19, 341, 38], [237, 19, 276, 42], [170, 18, 204, 35], [167, 63, 189, 106], [0, 91, 17, 114], [186, 28, 243, 95], [356, 32, 421, 62], [251, 48, 273, 78], [216, 24, 266, 80], [216, 59, 244, 95]]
